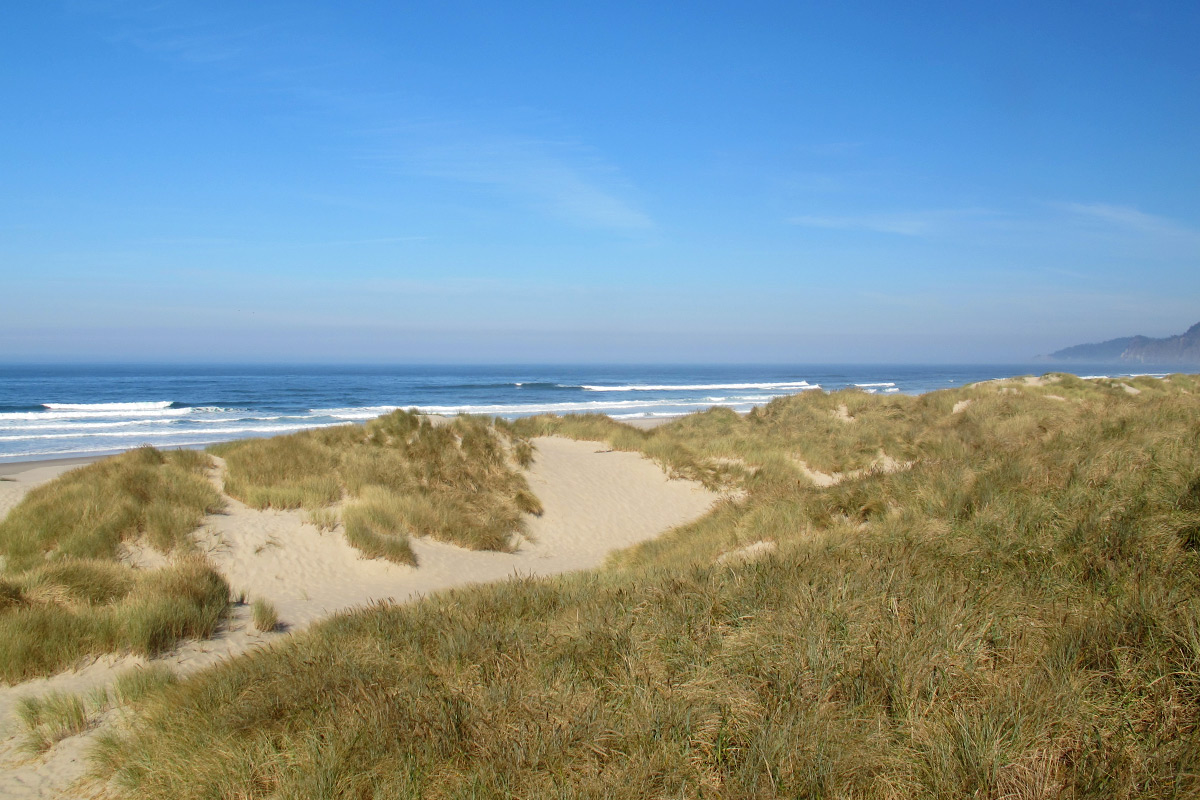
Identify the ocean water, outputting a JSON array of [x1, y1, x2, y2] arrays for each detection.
[[0, 363, 1142, 462]]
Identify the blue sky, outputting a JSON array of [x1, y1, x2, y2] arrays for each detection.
[[2, 1, 1198, 363]]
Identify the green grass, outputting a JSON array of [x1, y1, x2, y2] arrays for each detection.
[[16, 690, 90, 753], [86, 374, 1200, 798], [306, 507, 339, 532], [15, 665, 181, 754], [0, 447, 222, 572], [0, 555, 230, 683], [0, 448, 230, 683], [251, 598, 279, 632], [113, 664, 179, 704], [216, 411, 541, 555], [342, 487, 419, 566]]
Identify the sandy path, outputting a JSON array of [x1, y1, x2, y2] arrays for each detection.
[[0, 436, 715, 799]]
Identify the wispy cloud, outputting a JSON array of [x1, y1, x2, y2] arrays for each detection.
[[790, 202, 1200, 257], [77, 1, 271, 65], [1054, 202, 1200, 242], [402, 137, 653, 231], [112, 23, 262, 64], [78, 2, 653, 233], [789, 209, 995, 237]]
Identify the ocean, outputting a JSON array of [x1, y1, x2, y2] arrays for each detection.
[[0, 363, 1145, 462]]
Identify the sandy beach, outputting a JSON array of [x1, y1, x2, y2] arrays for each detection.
[[0, 434, 715, 799]]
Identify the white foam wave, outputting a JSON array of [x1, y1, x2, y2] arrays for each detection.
[[0, 420, 163, 432], [411, 396, 787, 416], [578, 381, 813, 392], [317, 395, 796, 420], [0, 423, 342, 442], [854, 382, 896, 388], [42, 401, 173, 411], [192, 414, 308, 425], [312, 405, 403, 420], [0, 408, 192, 421], [5, 440, 265, 459]]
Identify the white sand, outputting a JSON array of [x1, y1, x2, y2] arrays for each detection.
[[715, 539, 777, 565], [198, 437, 713, 628], [0, 462, 96, 522], [793, 450, 912, 488], [0, 436, 716, 799]]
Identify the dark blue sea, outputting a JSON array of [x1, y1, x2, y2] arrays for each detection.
[[0, 363, 1147, 462]]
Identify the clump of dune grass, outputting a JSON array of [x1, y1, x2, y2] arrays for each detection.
[[17, 690, 91, 753], [0, 448, 230, 682], [0, 555, 229, 683], [251, 598, 279, 632], [0, 447, 222, 572], [341, 487, 418, 566], [92, 374, 1200, 799], [305, 507, 339, 532], [16, 665, 182, 754], [216, 411, 541, 556], [212, 432, 344, 510], [113, 664, 178, 704]]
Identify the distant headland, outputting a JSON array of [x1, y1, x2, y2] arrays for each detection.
[[1040, 321, 1200, 365]]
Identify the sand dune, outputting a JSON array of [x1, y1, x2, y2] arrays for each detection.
[[0, 436, 715, 799], [199, 436, 713, 628]]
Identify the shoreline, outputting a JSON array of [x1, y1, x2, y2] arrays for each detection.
[[0, 364, 1096, 466], [0, 454, 105, 477], [0, 415, 679, 474], [1, 369, 1183, 468]]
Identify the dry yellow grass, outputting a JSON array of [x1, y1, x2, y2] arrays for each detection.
[[0, 448, 229, 682], [215, 411, 541, 556]]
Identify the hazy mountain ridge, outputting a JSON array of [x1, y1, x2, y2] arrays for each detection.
[[1044, 322, 1200, 364]]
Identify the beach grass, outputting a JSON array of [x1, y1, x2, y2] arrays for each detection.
[[216, 410, 540, 555], [251, 598, 279, 632], [16, 690, 90, 753], [0, 555, 229, 682], [341, 487, 419, 566], [0, 446, 222, 572], [0, 448, 230, 682], [15, 665, 181, 753], [113, 664, 179, 704], [92, 375, 1200, 798]]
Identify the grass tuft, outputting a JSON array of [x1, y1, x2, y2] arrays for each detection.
[[0, 447, 231, 682], [0, 556, 229, 683], [305, 508, 339, 532], [17, 691, 90, 753], [342, 488, 418, 566], [113, 664, 179, 704], [251, 598, 279, 632]]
